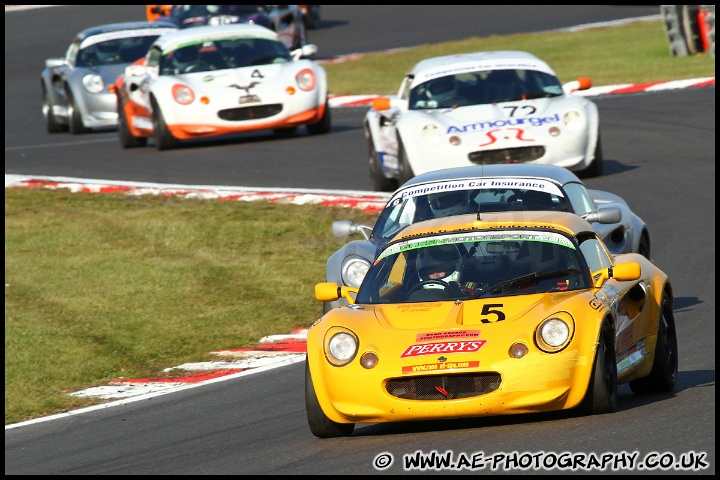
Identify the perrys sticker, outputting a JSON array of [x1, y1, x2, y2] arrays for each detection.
[[401, 340, 487, 358]]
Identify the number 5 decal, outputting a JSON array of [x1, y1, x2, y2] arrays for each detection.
[[480, 303, 505, 323]]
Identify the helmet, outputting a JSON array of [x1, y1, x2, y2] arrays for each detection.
[[521, 190, 556, 210], [427, 190, 471, 217], [485, 69, 524, 101], [424, 76, 458, 106], [95, 41, 120, 63], [417, 244, 463, 284], [488, 69, 519, 84], [173, 45, 199, 63]]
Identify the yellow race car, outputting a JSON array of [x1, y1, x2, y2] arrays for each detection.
[[306, 211, 677, 438]]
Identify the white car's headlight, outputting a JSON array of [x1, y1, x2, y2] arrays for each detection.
[[341, 255, 370, 288], [562, 108, 586, 133], [172, 84, 195, 105], [421, 123, 442, 144], [536, 315, 574, 353], [325, 329, 358, 366], [296, 68, 317, 91], [82, 74, 105, 94]]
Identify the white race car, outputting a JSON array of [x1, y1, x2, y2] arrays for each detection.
[[364, 50, 602, 191], [114, 23, 329, 150]]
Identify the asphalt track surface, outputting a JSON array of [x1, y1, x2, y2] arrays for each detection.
[[5, 5, 716, 475]]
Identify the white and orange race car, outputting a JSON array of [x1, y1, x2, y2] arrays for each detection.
[[113, 23, 328, 150]]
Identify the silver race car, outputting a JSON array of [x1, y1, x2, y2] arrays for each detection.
[[323, 164, 650, 313], [41, 21, 177, 134], [365, 50, 603, 191]]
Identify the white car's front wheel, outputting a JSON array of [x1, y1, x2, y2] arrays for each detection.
[[398, 137, 415, 186], [67, 89, 89, 134], [151, 98, 178, 151], [117, 96, 147, 149], [579, 134, 603, 178], [42, 87, 64, 133], [306, 100, 331, 135], [367, 131, 396, 192]]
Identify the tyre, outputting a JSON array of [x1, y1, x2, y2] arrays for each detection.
[[580, 321, 618, 415], [579, 134, 603, 178], [117, 96, 147, 148], [305, 360, 354, 438], [67, 90, 89, 134], [679, 5, 702, 55], [629, 292, 678, 394], [638, 231, 651, 260], [397, 137, 415, 186], [151, 97, 178, 150], [42, 87, 64, 133], [367, 131, 397, 192], [306, 100, 331, 135], [321, 301, 332, 316]]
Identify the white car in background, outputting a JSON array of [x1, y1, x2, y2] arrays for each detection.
[[114, 23, 328, 150], [364, 50, 603, 191]]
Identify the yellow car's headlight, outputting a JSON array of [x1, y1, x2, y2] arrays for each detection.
[[325, 328, 358, 366], [536, 314, 574, 353]]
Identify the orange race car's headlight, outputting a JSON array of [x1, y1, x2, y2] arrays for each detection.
[[172, 84, 195, 105], [324, 327, 358, 367], [296, 68, 317, 92], [535, 313, 575, 353]]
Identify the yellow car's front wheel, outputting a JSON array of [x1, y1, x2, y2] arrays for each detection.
[[305, 361, 354, 438], [580, 321, 618, 414]]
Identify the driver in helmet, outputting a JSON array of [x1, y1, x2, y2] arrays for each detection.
[[95, 41, 120, 64], [415, 244, 464, 295], [414, 243, 489, 300], [424, 75, 460, 107], [427, 190, 474, 218]]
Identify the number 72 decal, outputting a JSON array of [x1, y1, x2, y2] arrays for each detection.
[[503, 105, 537, 116]]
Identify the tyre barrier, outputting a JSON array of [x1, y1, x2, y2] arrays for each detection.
[[661, 5, 715, 57], [699, 5, 715, 58]]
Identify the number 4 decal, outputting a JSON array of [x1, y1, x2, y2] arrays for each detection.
[[480, 304, 505, 323]]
